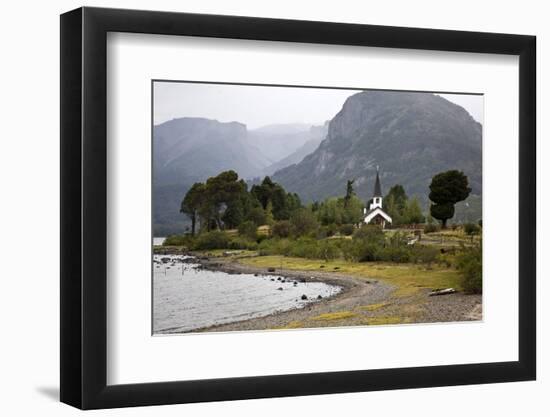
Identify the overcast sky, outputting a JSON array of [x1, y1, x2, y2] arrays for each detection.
[[153, 81, 483, 129]]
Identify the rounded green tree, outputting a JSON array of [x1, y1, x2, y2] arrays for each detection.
[[428, 170, 471, 228]]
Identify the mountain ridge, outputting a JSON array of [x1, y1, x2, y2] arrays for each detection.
[[272, 91, 482, 204]]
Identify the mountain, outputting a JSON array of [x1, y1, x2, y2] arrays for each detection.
[[272, 91, 482, 207], [259, 122, 329, 176], [154, 117, 271, 185], [246, 123, 319, 163]]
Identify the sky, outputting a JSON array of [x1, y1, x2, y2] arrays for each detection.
[[153, 81, 484, 129]]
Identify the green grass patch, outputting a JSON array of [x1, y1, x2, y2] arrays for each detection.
[[239, 255, 462, 297]]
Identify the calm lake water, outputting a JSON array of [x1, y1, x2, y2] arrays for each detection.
[[153, 237, 166, 246], [153, 255, 341, 333]]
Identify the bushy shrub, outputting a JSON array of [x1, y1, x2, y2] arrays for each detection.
[[379, 246, 410, 263], [463, 222, 480, 236], [256, 233, 268, 243], [353, 224, 385, 245], [258, 237, 341, 261], [162, 234, 192, 246], [193, 231, 230, 250], [424, 223, 439, 234], [258, 238, 291, 256], [227, 237, 258, 250], [339, 224, 355, 236], [456, 243, 482, 293], [238, 220, 258, 240], [387, 231, 408, 247], [409, 245, 439, 265], [287, 238, 320, 259], [271, 220, 291, 238], [316, 240, 342, 261], [354, 241, 383, 262], [338, 239, 357, 262], [316, 224, 339, 239]]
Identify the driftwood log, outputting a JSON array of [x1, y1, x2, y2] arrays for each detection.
[[429, 288, 457, 296]]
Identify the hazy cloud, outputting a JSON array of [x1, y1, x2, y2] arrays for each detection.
[[154, 81, 483, 129]]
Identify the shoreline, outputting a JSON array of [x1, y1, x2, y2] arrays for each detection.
[[158, 254, 396, 334], [155, 252, 482, 334]]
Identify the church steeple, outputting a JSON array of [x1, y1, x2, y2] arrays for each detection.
[[364, 166, 393, 228], [373, 166, 382, 197], [369, 166, 383, 211]]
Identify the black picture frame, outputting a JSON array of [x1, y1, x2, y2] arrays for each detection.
[[60, 6, 536, 410]]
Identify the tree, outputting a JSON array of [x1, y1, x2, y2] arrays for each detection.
[[403, 197, 425, 225], [290, 208, 318, 237], [429, 170, 471, 228], [246, 206, 266, 226], [265, 200, 275, 226], [180, 182, 205, 236], [344, 179, 356, 207], [342, 195, 364, 225], [384, 185, 408, 213], [384, 194, 403, 225], [317, 197, 343, 225], [184, 170, 252, 232], [251, 176, 301, 220], [238, 220, 258, 240], [383, 184, 408, 225], [206, 171, 248, 228], [271, 220, 291, 238]]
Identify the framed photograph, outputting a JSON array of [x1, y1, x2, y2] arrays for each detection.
[[60, 6, 536, 409]]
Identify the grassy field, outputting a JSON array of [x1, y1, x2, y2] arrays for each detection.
[[237, 254, 467, 329], [239, 255, 462, 297]]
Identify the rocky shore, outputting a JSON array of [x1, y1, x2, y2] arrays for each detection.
[[186, 256, 395, 332], [158, 254, 480, 333]]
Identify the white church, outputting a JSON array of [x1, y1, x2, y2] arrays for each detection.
[[363, 167, 393, 228]]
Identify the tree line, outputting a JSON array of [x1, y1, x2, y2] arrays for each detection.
[[180, 169, 472, 235]]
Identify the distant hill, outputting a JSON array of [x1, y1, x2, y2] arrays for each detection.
[[153, 117, 270, 184], [258, 122, 329, 177], [246, 123, 322, 163], [272, 91, 482, 210]]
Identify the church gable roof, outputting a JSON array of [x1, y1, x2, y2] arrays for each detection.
[[365, 207, 392, 223]]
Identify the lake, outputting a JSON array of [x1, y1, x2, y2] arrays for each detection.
[[153, 237, 166, 246], [153, 255, 341, 333]]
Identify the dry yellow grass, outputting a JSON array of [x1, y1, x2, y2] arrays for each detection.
[[363, 316, 403, 325], [257, 225, 271, 236], [359, 303, 389, 312], [311, 311, 358, 321], [273, 320, 304, 330], [240, 255, 462, 297]]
